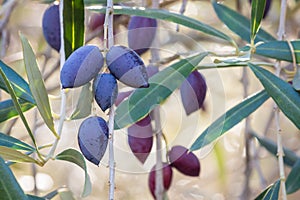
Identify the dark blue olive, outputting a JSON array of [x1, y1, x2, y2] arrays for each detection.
[[42, 4, 61, 51], [93, 73, 118, 112], [78, 116, 108, 166], [128, 16, 157, 55], [180, 70, 207, 115], [60, 45, 104, 88], [106, 45, 149, 88]]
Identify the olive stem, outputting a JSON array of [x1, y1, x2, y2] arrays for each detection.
[[275, 1, 287, 200], [46, 0, 66, 161], [104, 0, 116, 199]]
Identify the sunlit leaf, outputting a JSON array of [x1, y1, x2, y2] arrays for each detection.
[[20, 34, 58, 138], [0, 156, 28, 200], [0, 61, 35, 104], [115, 52, 208, 129], [251, 132, 298, 167], [0, 132, 35, 152], [255, 180, 280, 200], [248, 63, 300, 129], [255, 40, 300, 63], [27, 195, 45, 200], [90, 6, 236, 46], [250, 0, 266, 41], [70, 83, 92, 120], [55, 149, 92, 197], [64, 0, 85, 58], [59, 190, 75, 200], [0, 146, 38, 164], [212, 2, 275, 43], [286, 158, 300, 194], [190, 90, 269, 151]]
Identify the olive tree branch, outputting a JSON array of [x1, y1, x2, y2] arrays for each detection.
[[275, 1, 287, 199]]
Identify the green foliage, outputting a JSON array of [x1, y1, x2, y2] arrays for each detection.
[[212, 2, 275, 43], [0, 132, 35, 152], [250, 0, 266, 42], [249, 63, 300, 129], [114, 52, 208, 129], [190, 90, 269, 151], [255, 180, 280, 200], [286, 159, 300, 194], [0, 99, 34, 123], [63, 0, 85, 58]]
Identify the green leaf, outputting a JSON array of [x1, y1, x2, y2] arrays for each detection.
[[0, 156, 28, 200], [292, 66, 300, 91], [255, 40, 300, 63], [90, 5, 236, 46], [55, 149, 92, 197], [248, 63, 300, 129], [115, 52, 208, 129], [20, 34, 58, 138], [27, 195, 45, 200], [250, 132, 298, 167], [58, 190, 75, 200], [64, 0, 85, 58], [190, 90, 269, 151], [0, 146, 38, 164], [286, 158, 300, 194], [0, 132, 35, 152], [255, 180, 280, 200], [250, 0, 266, 41], [212, 2, 275, 43], [0, 66, 37, 149], [0, 60, 35, 104], [70, 83, 92, 120], [0, 99, 35, 123]]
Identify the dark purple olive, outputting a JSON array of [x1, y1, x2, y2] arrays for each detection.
[[180, 70, 207, 115], [168, 145, 200, 177], [60, 45, 104, 88], [93, 73, 118, 112], [128, 16, 157, 55], [78, 116, 108, 166], [42, 4, 61, 51], [148, 163, 173, 199], [88, 13, 105, 31], [106, 45, 149, 88], [128, 115, 153, 163], [249, 0, 272, 19]]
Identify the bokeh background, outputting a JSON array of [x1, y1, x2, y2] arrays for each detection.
[[0, 0, 300, 199]]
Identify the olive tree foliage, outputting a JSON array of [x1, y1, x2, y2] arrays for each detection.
[[0, 0, 299, 199]]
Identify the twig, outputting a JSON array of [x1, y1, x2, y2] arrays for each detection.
[[104, 0, 115, 199], [0, 0, 17, 31], [274, 1, 288, 199], [176, 0, 188, 31]]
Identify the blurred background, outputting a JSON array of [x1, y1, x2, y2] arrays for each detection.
[[0, 0, 300, 199]]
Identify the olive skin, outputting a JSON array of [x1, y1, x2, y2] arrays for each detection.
[[42, 4, 61, 51], [60, 45, 104, 89], [128, 16, 157, 55], [168, 145, 200, 177], [106, 45, 149, 88], [93, 73, 118, 112], [78, 116, 108, 166]]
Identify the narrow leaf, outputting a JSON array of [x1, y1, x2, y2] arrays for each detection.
[[27, 195, 45, 200], [286, 158, 300, 194], [0, 61, 35, 104], [90, 6, 236, 46], [190, 90, 269, 151], [114, 52, 208, 129], [70, 83, 92, 120], [0, 99, 35, 123], [255, 40, 300, 63], [0, 146, 38, 164], [0, 67, 37, 149], [20, 34, 58, 138], [63, 0, 85, 58], [248, 63, 300, 129], [251, 0, 266, 41], [255, 180, 280, 200], [59, 190, 75, 200], [0, 156, 28, 200], [251, 132, 298, 167], [0, 132, 35, 152], [213, 2, 275, 43], [55, 149, 92, 197]]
